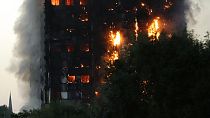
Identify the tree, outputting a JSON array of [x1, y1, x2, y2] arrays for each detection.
[[12, 102, 92, 118], [98, 31, 210, 118]]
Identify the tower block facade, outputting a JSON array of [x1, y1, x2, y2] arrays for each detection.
[[44, 0, 94, 103], [43, 0, 155, 104]]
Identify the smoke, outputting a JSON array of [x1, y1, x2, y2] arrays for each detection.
[[186, 0, 201, 25], [145, 0, 193, 33], [11, 0, 45, 110]]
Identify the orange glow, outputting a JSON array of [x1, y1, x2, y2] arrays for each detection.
[[67, 75, 76, 83], [95, 91, 99, 96], [80, 0, 87, 5], [66, 0, 73, 6], [81, 75, 90, 84], [51, 0, 59, 6], [141, 2, 145, 7], [148, 17, 161, 40]]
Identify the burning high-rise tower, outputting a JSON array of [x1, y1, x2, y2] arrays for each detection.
[[43, 0, 189, 104]]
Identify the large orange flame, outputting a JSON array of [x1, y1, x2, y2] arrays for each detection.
[[148, 17, 161, 40], [110, 31, 121, 46], [107, 31, 122, 62]]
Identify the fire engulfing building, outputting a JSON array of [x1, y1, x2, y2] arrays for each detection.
[[43, 0, 187, 104]]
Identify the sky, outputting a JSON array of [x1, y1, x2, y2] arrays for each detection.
[[0, 0, 25, 113], [0, 0, 209, 113]]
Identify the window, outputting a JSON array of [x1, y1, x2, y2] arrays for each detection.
[[67, 46, 74, 53], [51, 0, 59, 6], [61, 76, 67, 83], [66, 43, 74, 53], [61, 92, 68, 99], [81, 75, 90, 83], [67, 75, 76, 83], [80, 43, 89, 52], [79, 14, 89, 22], [80, 0, 87, 5], [66, 0, 73, 6]]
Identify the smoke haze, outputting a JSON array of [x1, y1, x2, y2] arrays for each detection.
[[12, 0, 45, 110]]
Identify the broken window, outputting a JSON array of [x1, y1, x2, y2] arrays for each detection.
[[81, 75, 90, 84], [67, 75, 76, 83], [51, 0, 60, 6], [66, 0, 73, 6]]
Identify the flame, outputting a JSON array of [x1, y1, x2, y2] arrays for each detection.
[[148, 17, 161, 40], [112, 51, 119, 60], [135, 18, 139, 40], [106, 31, 122, 62], [51, 0, 59, 6], [111, 31, 121, 46]]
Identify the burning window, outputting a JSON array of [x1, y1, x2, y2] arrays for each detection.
[[67, 75, 76, 83], [66, 0, 73, 6], [80, 0, 87, 5], [51, 0, 59, 6], [81, 75, 90, 84]]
